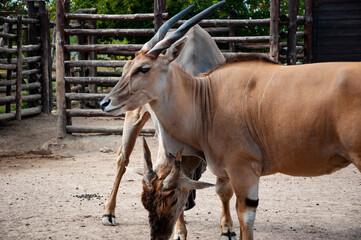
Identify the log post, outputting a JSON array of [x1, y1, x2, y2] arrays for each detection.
[[56, 0, 66, 138], [270, 0, 280, 62], [64, 0, 72, 126], [5, 21, 12, 113], [39, 0, 51, 113], [154, 0, 166, 32], [88, 12, 98, 108], [287, 0, 299, 65], [229, 10, 237, 53], [27, 1, 40, 107], [16, 16, 23, 120], [304, 0, 313, 63], [76, 14, 86, 108]]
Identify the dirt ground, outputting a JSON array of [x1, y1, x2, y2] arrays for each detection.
[[0, 114, 360, 240]]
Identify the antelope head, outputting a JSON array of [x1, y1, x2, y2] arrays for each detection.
[[100, 1, 225, 115], [138, 138, 213, 240]]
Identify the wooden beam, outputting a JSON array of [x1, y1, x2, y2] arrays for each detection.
[[64, 28, 155, 37], [0, 107, 41, 122], [16, 16, 23, 120], [64, 44, 143, 52], [39, 1, 51, 113], [65, 13, 168, 21], [56, 0, 67, 138], [154, 0, 166, 32], [66, 125, 155, 135], [287, 0, 299, 65], [213, 36, 270, 43], [304, 0, 313, 63], [64, 60, 127, 68], [270, 0, 280, 62]]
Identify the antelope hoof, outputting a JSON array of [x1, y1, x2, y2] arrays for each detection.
[[173, 232, 186, 240], [220, 230, 237, 240], [102, 214, 116, 226]]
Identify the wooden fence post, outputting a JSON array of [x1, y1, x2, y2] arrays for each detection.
[[304, 0, 313, 63], [5, 21, 12, 113], [39, 0, 52, 113], [229, 10, 237, 53], [270, 0, 280, 62], [64, 0, 72, 126], [27, 1, 41, 107], [56, 0, 66, 137], [287, 0, 299, 65], [88, 10, 98, 108], [16, 16, 23, 120], [154, 0, 166, 32]]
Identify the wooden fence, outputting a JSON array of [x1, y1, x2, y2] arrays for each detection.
[[55, 0, 307, 137], [0, 0, 52, 121]]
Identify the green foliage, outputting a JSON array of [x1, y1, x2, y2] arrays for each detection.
[[0, 0, 26, 12]]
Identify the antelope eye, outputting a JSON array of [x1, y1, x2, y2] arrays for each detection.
[[171, 198, 178, 207], [138, 66, 150, 74]]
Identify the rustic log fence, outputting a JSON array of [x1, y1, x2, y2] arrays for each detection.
[[55, 0, 307, 137], [0, 0, 52, 121]]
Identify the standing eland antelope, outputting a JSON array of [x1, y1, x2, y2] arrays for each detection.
[[101, 2, 361, 240], [101, 2, 235, 240]]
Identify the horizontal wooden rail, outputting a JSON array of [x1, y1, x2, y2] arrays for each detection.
[[0, 46, 17, 54], [1, 45, 42, 54], [0, 56, 41, 64], [64, 60, 127, 68], [175, 19, 271, 27], [0, 16, 39, 24], [64, 28, 155, 36], [66, 125, 155, 135], [65, 93, 106, 101], [0, 80, 15, 86], [204, 27, 229, 35], [65, 77, 118, 85], [65, 44, 142, 52], [0, 107, 41, 121], [213, 36, 270, 43], [0, 68, 40, 79], [0, 82, 41, 93], [66, 109, 122, 117], [97, 71, 123, 77], [22, 44, 41, 52], [0, 32, 16, 39], [0, 94, 41, 104], [65, 13, 168, 21], [0, 63, 17, 70]]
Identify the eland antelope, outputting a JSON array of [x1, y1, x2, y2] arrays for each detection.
[[101, 2, 361, 240], [101, 2, 233, 240]]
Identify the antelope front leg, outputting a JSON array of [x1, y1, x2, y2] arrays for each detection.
[[230, 167, 260, 240], [173, 211, 187, 240], [102, 149, 127, 225], [102, 108, 150, 226], [216, 178, 237, 240]]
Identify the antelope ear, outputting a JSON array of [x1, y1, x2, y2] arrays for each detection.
[[125, 166, 143, 176], [166, 37, 188, 63], [180, 176, 215, 191]]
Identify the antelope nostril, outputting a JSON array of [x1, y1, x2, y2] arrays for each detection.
[[100, 99, 111, 111]]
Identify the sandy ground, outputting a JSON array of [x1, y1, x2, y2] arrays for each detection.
[[0, 114, 360, 240]]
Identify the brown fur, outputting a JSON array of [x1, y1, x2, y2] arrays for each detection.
[[141, 178, 177, 240], [200, 53, 279, 76]]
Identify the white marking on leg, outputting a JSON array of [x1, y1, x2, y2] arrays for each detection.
[[243, 209, 256, 228]]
